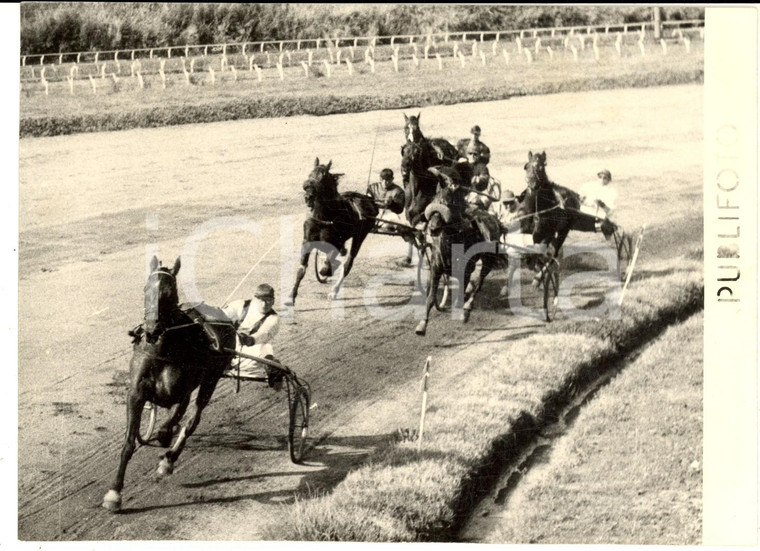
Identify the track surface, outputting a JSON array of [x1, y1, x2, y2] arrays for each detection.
[[18, 85, 702, 541]]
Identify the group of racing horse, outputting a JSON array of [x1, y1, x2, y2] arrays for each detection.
[[288, 112, 624, 335], [102, 112, 631, 513]]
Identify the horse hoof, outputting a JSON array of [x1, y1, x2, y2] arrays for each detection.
[[157, 458, 174, 477], [328, 291, 337, 301], [415, 321, 427, 336], [102, 490, 122, 513]]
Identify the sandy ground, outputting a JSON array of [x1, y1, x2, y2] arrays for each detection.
[[17, 84, 702, 541]]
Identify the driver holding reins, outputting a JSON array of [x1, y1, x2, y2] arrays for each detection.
[[223, 283, 283, 391]]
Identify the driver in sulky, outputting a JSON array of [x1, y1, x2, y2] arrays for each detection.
[[223, 283, 283, 391]]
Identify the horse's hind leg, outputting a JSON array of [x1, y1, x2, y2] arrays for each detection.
[[415, 268, 440, 336], [103, 390, 144, 512], [157, 379, 219, 477], [156, 396, 190, 448]]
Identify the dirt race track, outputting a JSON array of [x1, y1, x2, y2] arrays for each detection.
[[18, 84, 703, 541]]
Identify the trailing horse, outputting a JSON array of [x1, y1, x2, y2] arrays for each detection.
[[519, 150, 613, 256], [102, 256, 236, 512], [415, 166, 502, 336], [286, 158, 379, 306]]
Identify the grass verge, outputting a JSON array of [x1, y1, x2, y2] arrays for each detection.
[[485, 311, 703, 544], [260, 253, 703, 541], [20, 42, 703, 137]]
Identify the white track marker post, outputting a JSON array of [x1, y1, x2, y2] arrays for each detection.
[[492, 40, 498, 56], [638, 39, 646, 58], [502, 48, 510, 65], [266, 52, 272, 66], [615, 34, 623, 57], [287, 50, 292, 64], [40, 66, 46, 82], [100, 63, 106, 80], [412, 42, 418, 58], [524, 48, 533, 64], [42, 78, 49, 96], [348, 45, 354, 60], [452, 42, 459, 59], [88, 74, 96, 94], [159, 59, 166, 89], [424, 43, 430, 60], [578, 34, 585, 51], [392, 52, 399, 72], [276, 61, 284, 80], [95, 51, 99, 65], [137, 71, 144, 90], [208, 66, 215, 86], [67, 75, 74, 95], [593, 42, 600, 62], [220, 55, 227, 72], [458, 51, 466, 68], [369, 56, 375, 73], [322, 59, 331, 78], [345, 58, 353, 75], [301, 61, 309, 77], [435, 52, 442, 70], [254, 64, 262, 82], [534, 36, 542, 56], [471, 39, 478, 59], [617, 226, 645, 307], [190, 57, 196, 74], [111, 73, 118, 87], [116, 60, 121, 75], [516, 36, 523, 55], [412, 52, 420, 68], [660, 38, 667, 55], [570, 44, 579, 62], [546, 46, 554, 61], [564, 35, 570, 50], [308, 49, 313, 67], [417, 356, 432, 452], [480, 50, 486, 66], [336, 49, 342, 66], [148, 49, 153, 60], [684, 36, 691, 53], [231, 65, 238, 81]]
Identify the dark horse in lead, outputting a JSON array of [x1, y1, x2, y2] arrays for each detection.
[[102, 256, 236, 512]]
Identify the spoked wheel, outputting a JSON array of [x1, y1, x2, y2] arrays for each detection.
[[313, 250, 329, 284], [542, 260, 560, 322], [288, 384, 310, 464], [417, 244, 449, 311], [136, 402, 157, 445], [616, 233, 633, 282]]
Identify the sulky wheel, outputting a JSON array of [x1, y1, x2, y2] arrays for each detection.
[[136, 402, 157, 445], [488, 178, 502, 201], [417, 244, 449, 311], [313, 250, 329, 284], [288, 385, 310, 464], [616, 233, 633, 282], [542, 261, 560, 322]]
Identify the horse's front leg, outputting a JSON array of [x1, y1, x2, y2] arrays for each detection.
[[461, 260, 479, 323], [102, 390, 144, 512], [285, 250, 310, 307], [157, 378, 219, 477], [415, 267, 439, 336], [463, 257, 493, 322]]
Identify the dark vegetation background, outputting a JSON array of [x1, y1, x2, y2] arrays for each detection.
[[20, 3, 705, 55]]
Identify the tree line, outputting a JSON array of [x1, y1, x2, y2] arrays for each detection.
[[21, 3, 704, 56]]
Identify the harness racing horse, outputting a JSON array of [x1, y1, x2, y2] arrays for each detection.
[[286, 158, 379, 306], [415, 166, 502, 336], [520, 150, 608, 257], [102, 256, 236, 512]]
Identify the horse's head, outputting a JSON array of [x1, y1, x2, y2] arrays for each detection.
[[304, 157, 342, 203], [143, 256, 180, 343], [524, 150, 549, 191], [403, 111, 423, 143]]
